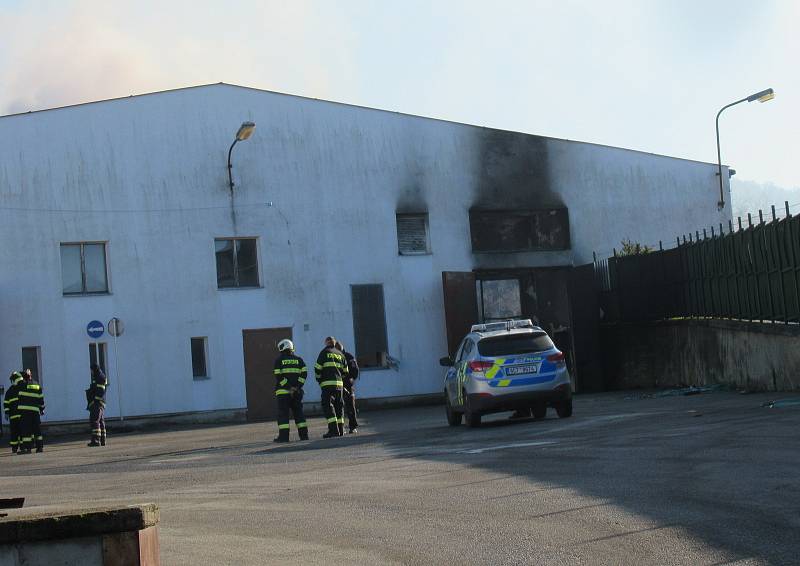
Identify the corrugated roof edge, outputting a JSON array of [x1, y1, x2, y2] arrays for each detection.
[[0, 81, 723, 168]]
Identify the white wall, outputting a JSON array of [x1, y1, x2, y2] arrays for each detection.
[[0, 84, 731, 421]]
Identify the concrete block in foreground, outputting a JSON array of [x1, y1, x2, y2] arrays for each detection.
[[0, 503, 159, 566]]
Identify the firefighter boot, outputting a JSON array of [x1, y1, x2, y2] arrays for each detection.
[[100, 433, 106, 446], [337, 422, 344, 436], [298, 427, 309, 441], [273, 428, 290, 443], [322, 422, 339, 438]]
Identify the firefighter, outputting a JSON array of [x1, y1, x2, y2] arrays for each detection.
[[273, 339, 309, 443], [17, 371, 45, 454], [315, 336, 348, 438], [3, 372, 24, 453], [335, 341, 360, 434], [87, 364, 108, 447]]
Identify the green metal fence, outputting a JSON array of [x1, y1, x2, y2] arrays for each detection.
[[597, 204, 800, 324]]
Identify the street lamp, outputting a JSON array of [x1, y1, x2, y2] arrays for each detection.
[[715, 88, 774, 209], [227, 121, 256, 193]]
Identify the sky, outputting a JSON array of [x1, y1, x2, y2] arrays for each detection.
[[1, 0, 798, 193]]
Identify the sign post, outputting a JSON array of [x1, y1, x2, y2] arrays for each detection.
[[108, 318, 125, 422]]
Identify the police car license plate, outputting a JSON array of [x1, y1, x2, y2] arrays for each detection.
[[506, 364, 537, 376]]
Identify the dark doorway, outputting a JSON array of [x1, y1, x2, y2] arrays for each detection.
[[242, 327, 291, 421], [441, 272, 478, 357]]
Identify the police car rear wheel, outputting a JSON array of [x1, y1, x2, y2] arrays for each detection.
[[463, 393, 482, 428], [445, 394, 462, 426], [555, 399, 573, 418]]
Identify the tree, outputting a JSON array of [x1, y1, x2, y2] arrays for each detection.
[[618, 238, 654, 256]]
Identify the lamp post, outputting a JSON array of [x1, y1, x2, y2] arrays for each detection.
[[715, 88, 774, 209], [227, 121, 256, 193]]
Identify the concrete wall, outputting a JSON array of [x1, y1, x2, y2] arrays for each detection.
[[601, 319, 800, 391], [0, 504, 159, 566], [0, 84, 731, 421]]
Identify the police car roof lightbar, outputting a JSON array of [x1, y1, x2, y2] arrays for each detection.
[[470, 319, 535, 333]]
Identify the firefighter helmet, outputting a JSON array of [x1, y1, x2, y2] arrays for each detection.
[[277, 339, 294, 352]]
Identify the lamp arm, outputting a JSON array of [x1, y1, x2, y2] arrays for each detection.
[[227, 139, 239, 193], [715, 97, 748, 209]]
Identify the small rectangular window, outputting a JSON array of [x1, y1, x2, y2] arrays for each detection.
[[351, 284, 389, 368], [396, 213, 431, 255], [215, 238, 259, 288], [191, 337, 208, 379], [61, 242, 109, 295], [21, 347, 41, 385], [89, 342, 107, 374]]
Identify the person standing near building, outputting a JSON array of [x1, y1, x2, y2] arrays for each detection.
[[273, 339, 309, 443], [315, 336, 348, 438], [87, 364, 108, 447], [3, 372, 24, 453], [17, 371, 45, 454], [335, 341, 360, 434]]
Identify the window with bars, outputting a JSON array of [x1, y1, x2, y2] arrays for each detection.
[[215, 238, 259, 288], [396, 213, 431, 255]]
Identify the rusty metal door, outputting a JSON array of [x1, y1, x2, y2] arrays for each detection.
[[442, 272, 478, 357], [568, 264, 604, 392], [242, 327, 291, 421]]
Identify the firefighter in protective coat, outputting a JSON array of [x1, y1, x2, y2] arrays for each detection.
[[17, 371, 44, 454], [273, 339, 309, 443], [87, 364, 108, 447], [315, 336, 348, 438], [3, 372, 24, 453]]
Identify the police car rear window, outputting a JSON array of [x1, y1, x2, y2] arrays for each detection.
[[478, 332, 554, 356]]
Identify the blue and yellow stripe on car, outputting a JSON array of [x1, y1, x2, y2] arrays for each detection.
[[488, 375, 556, 387]]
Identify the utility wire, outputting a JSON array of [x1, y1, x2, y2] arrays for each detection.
[[0, 202, 274, 214]]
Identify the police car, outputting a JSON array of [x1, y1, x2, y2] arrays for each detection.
[[440, 319, 573, 427]]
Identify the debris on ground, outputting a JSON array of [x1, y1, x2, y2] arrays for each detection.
[[762, 398, 800, 409], [625, 384, 726, 400]]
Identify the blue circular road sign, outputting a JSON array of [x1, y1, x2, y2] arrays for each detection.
[[87, 320, 105, 339]]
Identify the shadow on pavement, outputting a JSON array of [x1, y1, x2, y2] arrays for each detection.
[[363, 393, 800, 564]]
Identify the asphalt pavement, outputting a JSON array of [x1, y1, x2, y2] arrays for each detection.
[[2, 391, 799, 565]]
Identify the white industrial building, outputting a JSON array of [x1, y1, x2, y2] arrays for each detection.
[[0, 83, 731, 423]]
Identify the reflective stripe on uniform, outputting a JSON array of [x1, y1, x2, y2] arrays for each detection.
[[275, 389, 291, 396], [277, 368, 303, 374], [322, 362, 344, 369], [17, 404, 41, 412], [279, 378, 288, 386], [298, 377, 306, 384], [314, 363, 322, 371], [319, 380, 343, 388], [336, 418, 345, 424], [326, 417, 338, 424], [277, 423, 291, 430], [19, 391, 43, 399], [296, 421, 307, 428], [10, 414, 21, 420]]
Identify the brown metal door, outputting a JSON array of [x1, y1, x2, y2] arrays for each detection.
[[441, 272, 478, 357], [242, 327, 291, 421]]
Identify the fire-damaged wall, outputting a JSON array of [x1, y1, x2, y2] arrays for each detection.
[[0, 83, 731, 421]]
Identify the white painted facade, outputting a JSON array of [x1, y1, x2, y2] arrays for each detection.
[[0, 84, 731, 422]]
